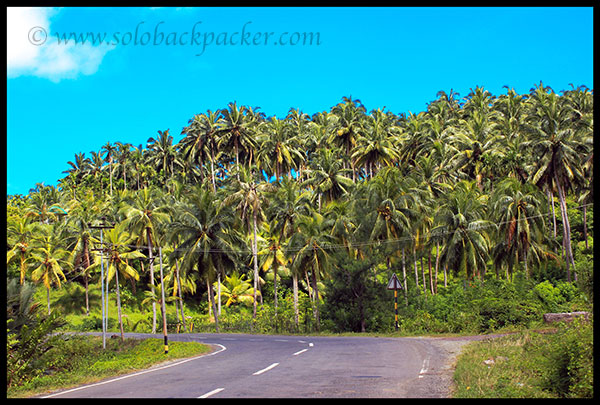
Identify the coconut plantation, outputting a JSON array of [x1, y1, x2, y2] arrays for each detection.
[[7, 84, 593, 397]]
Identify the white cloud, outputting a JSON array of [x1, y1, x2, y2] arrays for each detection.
[[7, 7, 113, 82]]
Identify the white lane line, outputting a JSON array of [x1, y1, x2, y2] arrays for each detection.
[[293, 349, 308, 356], [41, 343, 227, 398], [418, 357, 430, 378], [253, 362, 279, 375], [198, 387, 224, 398]]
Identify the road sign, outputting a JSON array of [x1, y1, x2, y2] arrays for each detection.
[[387, 273, 402, 331], [387, 273, 402, 290]]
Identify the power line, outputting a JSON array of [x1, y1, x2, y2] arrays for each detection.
[[8, 203, 593, 257], [85, 202, 594, 255]]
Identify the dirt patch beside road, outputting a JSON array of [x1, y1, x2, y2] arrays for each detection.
[[404, 333, 515, 397]]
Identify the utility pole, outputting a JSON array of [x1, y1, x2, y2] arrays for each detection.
[[90, 217, 114, 349]]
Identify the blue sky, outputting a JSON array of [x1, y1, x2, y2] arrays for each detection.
[[6, 7, 594, 196]]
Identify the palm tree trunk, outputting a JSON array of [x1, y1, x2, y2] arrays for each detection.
[[84, 240, 91, 316], [444, 263, 447, 287], [210, 149, 217, 192], [434, 242, 440, 294], [217, 271, 222, 316], [147, 230, 157, 334], [421, 256, 427, 295], [252, 213, 259, 319], [413, 249, 419, 291], [547, 187, 557, 253], [235, 140, 240, 181], [428, 251, 434, 294], [401, 248, 408, 306], [109, 158, 113, 196], [292, 272, 299, 330], [158, 247, 168, 348], [273, 264, 279, 315], [583, 205, 588, 249], [175, 259, 186, 330], [114, 267, 125, 342], [555, 177, 575, 281], [311, 269, 320, 331], [207, 278, 219, 332], [47, 285, 51, 315]]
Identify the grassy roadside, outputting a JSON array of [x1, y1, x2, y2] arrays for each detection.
[[451, 318, 593, 398], [7, 335, 212, 398]]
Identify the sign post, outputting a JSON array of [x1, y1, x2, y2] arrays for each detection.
[[387, 273, 402, 331]]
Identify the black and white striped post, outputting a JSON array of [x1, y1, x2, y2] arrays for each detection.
[[387, 273, 402, 331]]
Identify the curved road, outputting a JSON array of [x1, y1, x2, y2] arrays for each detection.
[[41, 332, 464, 398]]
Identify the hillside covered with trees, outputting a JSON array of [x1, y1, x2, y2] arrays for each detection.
[[7, 82, 593, 340]]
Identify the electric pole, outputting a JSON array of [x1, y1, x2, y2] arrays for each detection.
[[90, 217, 114, 349]]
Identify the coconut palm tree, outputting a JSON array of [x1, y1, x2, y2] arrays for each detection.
[[87, 150, 106, 195], [525, 82, 590, 281], [302, 148, 354, 212], [222, 168, 275, 319], [171, 185, 239, 332], [257, 221, 289, 314], [351, 108, 399, 179], [256, 116, 304, 180], [215, 271, 258, 307], [179, 110, 222, 191], [329, 96, 367, 180], [95, 222, 144, 341], [217, 102, 260, 179], [433, 181, 496, 281], [114, 142, 132, 191], [119, 187, 170, 333], [29, 223, 72, 314], [288, 211, 335, 331], [490, 178, 545, 279], [286, 108, 311, 177], [66, 193, 100, 315], [6, 215, 37, 284], [101, 142, 118, 196], [63, 152, 91, 193], [147, 129, 182, 186]]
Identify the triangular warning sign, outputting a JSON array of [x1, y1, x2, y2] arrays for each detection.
[[387, 273, 402, 290]]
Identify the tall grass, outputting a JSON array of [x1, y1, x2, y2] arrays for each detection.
[[453, 317, 593, 398]]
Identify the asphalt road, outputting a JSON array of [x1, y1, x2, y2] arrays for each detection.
[[40, 332, 466, 398]]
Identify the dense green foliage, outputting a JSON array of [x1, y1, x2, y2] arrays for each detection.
[[6, 83, 593, 391], [453, 317, 593, 398]]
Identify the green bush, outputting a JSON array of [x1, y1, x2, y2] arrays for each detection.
[[400, 310, 449, 334], [542, 318, 593, 398], [7, 312, 65, 388]]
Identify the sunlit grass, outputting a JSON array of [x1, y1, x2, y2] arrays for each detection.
[[8, 335, 211, 398]]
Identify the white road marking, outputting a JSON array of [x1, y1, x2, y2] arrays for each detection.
[[253, 362, 279, 375], [41, 343, 227, 398], [198, 388, 224, 398], [293, 349, 308, 356], [309, 342, 314, 347], [418, 357, 430, 378]]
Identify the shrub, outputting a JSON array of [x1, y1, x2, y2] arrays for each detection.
[[542, 317, 593, 398], [7, 312, 65, 388]]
